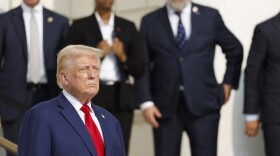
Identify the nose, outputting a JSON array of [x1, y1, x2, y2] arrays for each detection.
[[88, 71, 95, 79], [88, 67, 98, 79]]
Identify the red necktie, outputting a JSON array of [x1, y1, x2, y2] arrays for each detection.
[[81, 104, 104, 156]]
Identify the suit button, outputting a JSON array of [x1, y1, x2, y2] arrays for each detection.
[[179, 57, 183, 62]]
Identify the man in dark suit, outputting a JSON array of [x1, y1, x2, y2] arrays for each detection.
[[138, 0, 243, 156], [244, 12, 280, 156], [18, 45, 125, 156], [66, 0, 144, 154], [0, 0, 68, 155]]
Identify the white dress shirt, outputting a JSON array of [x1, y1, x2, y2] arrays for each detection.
[[245, 114, 259, 121], [62, 90, 104, 140], [21, 2, 47, 83], [95, 12, 120, 82], [167, 2, 192, 39], [140, 3, 192, 110]]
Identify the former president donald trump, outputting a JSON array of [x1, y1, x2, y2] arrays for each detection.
[[18, 45, 126, 156]]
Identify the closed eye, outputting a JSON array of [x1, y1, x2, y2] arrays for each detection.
[[78, 68, 87, 72]]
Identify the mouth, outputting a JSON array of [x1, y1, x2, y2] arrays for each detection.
[[87, 82, 96, 86]]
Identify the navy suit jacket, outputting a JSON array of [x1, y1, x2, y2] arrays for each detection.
[[138, 3, 243, 117], [18, 92, 126, 156], [244, 13, 280, 123], [0, 6, 69, 120]]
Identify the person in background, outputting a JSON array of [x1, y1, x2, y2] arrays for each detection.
[[244, 12, 280, 156], [138, 0, 243, 155], [66, 0, 144, 154], [0, 0, 68, 155], [18, 45, 126, 156]]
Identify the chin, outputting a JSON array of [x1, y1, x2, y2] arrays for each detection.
[[88, 88, 99, 95], [89, 91, 98, 97], [169, 1, 188, 11]]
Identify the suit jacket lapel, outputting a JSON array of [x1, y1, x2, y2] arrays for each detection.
[[159, 4, 200, 51], [159, 6, 178, 47], [58, 93, 98, 156], [181, 3, 200, 53], [12, 7, 28, 62], [43, 8, 51, 60], [272, 12, 280, 35], [114, 16, 122, 39], [90, 13, 103, 41], [90, 13, 105, 62], [91, 104, 112, 156], [188, 3, 199, 46]]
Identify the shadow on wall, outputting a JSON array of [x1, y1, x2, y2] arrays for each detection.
[[231, 72, 265, 156]]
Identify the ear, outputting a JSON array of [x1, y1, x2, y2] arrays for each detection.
[[59, 72, 69, 86]]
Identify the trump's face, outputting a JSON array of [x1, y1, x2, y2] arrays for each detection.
[[23, 0, 40, 8], [167, 0, 189, 11], [63, 53, 100, 101]]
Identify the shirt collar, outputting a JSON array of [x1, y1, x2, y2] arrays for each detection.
[[166, 2, 192, 16], [21, 2, 43, 13], [95, 11, 115, 27], [62, 90, 94, 113]]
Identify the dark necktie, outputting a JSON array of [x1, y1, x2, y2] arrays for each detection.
[[175, 11, 188, 48], [81, 104, 104, 156]]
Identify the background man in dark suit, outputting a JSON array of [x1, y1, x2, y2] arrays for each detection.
[[244, 12, 280, 156], [18, 45, 125, 156], [66, 0, 144, 154], [0, 0, 68, 155], [138, 0, 243, 155]]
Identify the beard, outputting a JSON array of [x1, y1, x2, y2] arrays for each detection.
[[167, 0, 189, 11]]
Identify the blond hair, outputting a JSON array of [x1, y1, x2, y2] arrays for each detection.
[[56, 45, 104, 89]]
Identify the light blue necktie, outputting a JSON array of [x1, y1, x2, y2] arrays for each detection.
[[29, 10, 41, 83]]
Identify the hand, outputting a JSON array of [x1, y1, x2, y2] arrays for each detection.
[[96, 40, 111, 55], [245, 120, 259, 137], [223, 83, 231, 104], [143, 106, 162, 128], [111, 38, 127, 63]]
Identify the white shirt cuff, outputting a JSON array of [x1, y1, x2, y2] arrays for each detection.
[[140, 101, 154, 110], [245, 114, 259, 121]]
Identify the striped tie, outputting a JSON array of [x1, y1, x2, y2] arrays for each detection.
[[175, 11, 188, 49]]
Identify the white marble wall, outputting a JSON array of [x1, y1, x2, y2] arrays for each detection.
[[2, 0, 280, 156], [0, 0, 10, 12]]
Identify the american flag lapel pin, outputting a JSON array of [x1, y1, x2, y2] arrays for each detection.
[[101, 114, 105, 119]]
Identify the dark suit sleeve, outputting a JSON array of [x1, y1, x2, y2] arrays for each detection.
[[120, 23, 145, 79], [215, 11, 243, 89], [244, 26, 267, 114], [136, 17, 153, 103], [18, 109, 51, 156]]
